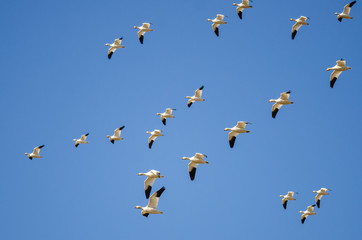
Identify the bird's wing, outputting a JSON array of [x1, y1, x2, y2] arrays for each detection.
[[307, 205, 315, 212], [287, 191, 295, 197], [148, 187, 166, 208], [114, 126, 124, 137], [330, 70, 342, 88], [114, 38, 123, 45], [228, 131, 240, 141], [188, 162, 199, 181], [149, 135, 158, 144], [195, 153, 206, 159], [292, 22, 302, 32], [195, 86, 204, 97], [315, 193, 323, 201], [165, 109, 172, 114], [142, 23, 151, 28], [187, 99, 193, 107], [216, 14, 224, 20], [33, 145, 44, 155], [337, 60, 346, 67], [236, 122, 247, 129], [242, 0, 250, 4], [280, 91, 291, 100], [138, 30, 146, 39], [108, 47, 116, 59], [282, 199, 288, 209], [80, 134, 88, 141], [272, 103, 283, 118], [343, 1, 356, 14], [144, 177, 156, 190], [212, 23, 220, 35]]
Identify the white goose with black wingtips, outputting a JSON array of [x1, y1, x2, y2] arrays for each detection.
[[313, 188, 331, 208], [25, 145, 45, 160], [207, 14, 227, 37], [186, 86, 205, 107], [105, 38, 125, 59], [335, 1, 357, 22], [138, 170, 164, 199], [233, 0, 253, 20], [182, 153, 209, 181], [135, 186, 166, 217], [290, 16, 309, 39], [280, 191, 297, 209], [106, 126, 125, 144], [268, 91, 294, 118], [73, 133, 89, 148], [146, 130, 164, 149], [299, 205, 317, 224], [327, 59, 352, 88], [224, 121, 251, 148], [133, 23, 154, 44], [156, 108, 176, 126]]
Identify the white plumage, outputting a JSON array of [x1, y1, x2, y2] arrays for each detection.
[[268, 91, 294, 118], [326, 59, 352, 88], [207, 14, 228, 37], [133, 23, 154, 44], [135, 187, 166, 217], [182, 153, 209, 181], [224, 121, 251, 148], [105, 38, 125, 59], [106, 126, 125, 144], [290, 16, 309, 39], [138, 170, 165, 199], [25, 145, 45, 160]]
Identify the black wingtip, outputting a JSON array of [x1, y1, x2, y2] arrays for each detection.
[[338, 17, 342, 22], [316, 200, 320, 208], [156, 186, 166, 197], [39, 145, 45, 148], [110, 140, 114, 144], [162, 119, 166, 125], [189, 167, 196, 181], [283, 201, 287, 210], [238, 11, 242, 19], [272, 108, 279, 118], [85, 133, 89, 136], [29, 157, 33, 160], [187, 102, 192, 108], [149, 140, 154, 149], [330, 77, 337, 88], [143, 213, 149, 218], [214, 28, 219, 37], [292, 30, 297, 39], [119, 37, 123, 40], [139, 35, 144, 44], [75, 144, 79, 148], [145, 185, 152, 199], [229, 136, 236, 148], [349, 1, 357, 7], [119, 126, 125, 130], [301, 218, 306, 224], [199, 85, 204, 90], [108, 51, 113, 59], [286, 90, 291, 94]]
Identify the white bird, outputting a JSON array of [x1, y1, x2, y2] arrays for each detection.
[[232, 0, 253, 20], [326, 59, 352, 88], [156, 108, 176, 126], [182, 153, 209, 181], [299, 204, 317, 224], [186, 86, 205, 108], [25, 145, 45, 160], [313, 188, 331, 208], [268, 91, 294, 118], [280, 191, 297, 209], [138, 170, 165, 198], [73, 133, 89, 148], [133, 23, 154, 44], [106, 126, 125, 144], [135, 186, 166, 218], [224, 121, 251, 148], [290, 16, 309, 39], [105, 37, 125, 59], [146, 130, 164, 149], [335, 1, 357, 22], [207, 14, 228, 37]]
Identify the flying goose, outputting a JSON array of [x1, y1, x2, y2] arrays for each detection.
[[335, 1, 357, 22], [105, 37, 125, 59], [146, 130, 164, 149], [290, 16, 309, 39], [25, 145, 45, 160], [156, 108, 176, 125], [135, 186, 166, 217], [299, 205, 317, 224], [268, 91, 294, 118], [106, 126, 125, 144], [73, 133, 89, 148], [280, 191, 297, 209], [224, 121, 251, 148], [313, 188, 331, 208], [186, 86, 205, 107], [233, 0, 253, 20], [207, 14, 227, 37], [133, 23, 154, 44], [138, 170, 165, 199], [326, 59, 352, 88], [182, 153, 209, 181]]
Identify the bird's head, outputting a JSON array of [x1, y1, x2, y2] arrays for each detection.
[[106, 135, 110, 138], [134, 206, 143, 209], [280, 195, 284, 198], [24, 153, 29, 155], [182, 157, 189, 160], [299, 211, 304, 214], [133, 26, 138, 29], [334, 12, 339, 15], [207, 19, 212, 22], [268, 99, 275, 103], [232, 3, 238, 6]]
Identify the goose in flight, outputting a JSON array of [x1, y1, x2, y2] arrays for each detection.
[[156, 108, 176, 125], [326, 59, 352, 88], [207, 14, 227, 37], [146, 130, 164, 149], [182, 153, 209, 181], [233, 0, 253, 20], [290, 16, 309, 39], [268, 91, 294, 118], [299, 205, 317, 224], [133, 23, 154, 44], [135, 186, 166, 217], [335, 1, 357, 22], [186, 86, 205, 107], [280, 191, 297, 209], [105, 37, 125, 59], [224, 121, 251, 148], [313, 188, 331, 208], [106, 126, 125, 144], [138, 170, 165, 199], [73, 133, 89, 148], [25, 145, 45, 160]]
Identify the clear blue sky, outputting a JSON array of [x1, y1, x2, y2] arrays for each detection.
[[1, 0, 362, 239]]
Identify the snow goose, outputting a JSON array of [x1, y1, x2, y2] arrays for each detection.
[[156, 108, 176, 125], [280, 191, 297, 209], [290, 16, 309, 39], [335, 1, 357, 22], [299, 205, 317, 224], [268, 91, 294, 118], [182, 153, 209, 181], [73, 133, 89, 148], [186, 86, 205, 107], [135, 186, 166, 217], [146, 130, 164, 149], [313, 188, 331, 208], [326, 59, 352, 88], [133, 23, 154, 44], [25, 145, 45, 160], [138, 170, 165, 198], [105, 37, 125, 59], [224, 121, 251, 148], [106, 126, 125, 144], [207, 14, 227, 37], [233, 0, 253, 20]]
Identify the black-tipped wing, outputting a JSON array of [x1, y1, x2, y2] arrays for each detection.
[[162, 118, 166, 125], [108, 51, 113, 59], [145, 185, 152, 199], [119, 126, 125, 130], [189, 167, 196, 181], [272, 108, 279, 118], [188, 102, 193, 108], [139, 35, 144, 44], [229, 136, 236, 148], [283, 200, 288, 210], [292, 30, 297, 39], [349, 1, 357, 8], [301, 217, 306, 224], [75, 143, 79, 148], [110, 140, 114, 144], [155, 186, 165, 197], [316, 199, 320, 208], [149, 140, 154, 149], [142, 213, 149, 218], [330, 77, 337, 88], [238, 11, 242, 19], [214, 27, 219, 37], [338, 17, 342, 22], [148, 186, 166, 208]]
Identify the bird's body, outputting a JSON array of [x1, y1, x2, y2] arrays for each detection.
[[299, 205, 317, 224], [135, 186, 166, 217], [313, 188, 331, 208], [224, 121, 251, 148], [269, 91, 294, 118], [105, 38, 125, 59], [146, 130, 164, 149], [133, 23, 154, 44], [106, 126, 125, 144], [73, 133, 89, 148], [335, 1, 357, 22], [290, 16, 309, 39], [207, 14, 227, 36], [233, 0, 253, 20], [182, 153, 209, 181], [326, 59, 352, 88], [25, 145, 45, 160], [186, 86, 205, 107], [138, 170, 164, 199], [156, 108, 176, 125], [280, 191, 296, 209]]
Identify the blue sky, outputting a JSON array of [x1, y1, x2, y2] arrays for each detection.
[[1, 0, 362, 239]]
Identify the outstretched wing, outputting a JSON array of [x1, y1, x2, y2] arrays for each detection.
[[144, 177, 157, 199], [343, 1, 356, 15], [81, 133, 89, 141], [33, 145, 44, 155], [212, 23, 220, 36], [147, 187, 166, 208], [195, 86, 204, 98], [272, 103, 283, 118], [114, 38, 123, 45], [330, 70, 342, 88], [228, 131, 240, 148], [280, 91, 291, 100], [188, 162, 199, 181]]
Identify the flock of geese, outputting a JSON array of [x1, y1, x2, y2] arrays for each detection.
[[25, 1, 358, 222]]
